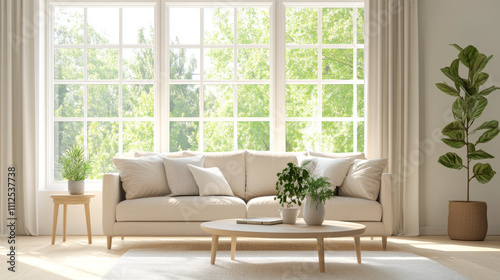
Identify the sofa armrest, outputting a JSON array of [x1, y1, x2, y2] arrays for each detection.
[[102, 173, 123, 236], [379, 173, 393, 236]]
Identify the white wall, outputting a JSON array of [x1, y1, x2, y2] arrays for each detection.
[[419, 0, 500, 235], [38, 191, 104, 236]]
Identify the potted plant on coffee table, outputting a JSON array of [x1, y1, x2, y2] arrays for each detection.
[[58, 143, 93, 195], [275, 162, 309, 224], [436, 44, 500, 241], [303, 176, 335, 226]]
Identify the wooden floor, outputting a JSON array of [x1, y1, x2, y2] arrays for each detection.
[[1, 235, 499, 279]]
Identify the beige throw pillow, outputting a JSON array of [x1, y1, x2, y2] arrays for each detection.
[[313, 157, 354, 187], [112, 156, 170, 200], [163, 155, 204, 196], [187, 165, 234, 196], [340, 159, 388, 200]]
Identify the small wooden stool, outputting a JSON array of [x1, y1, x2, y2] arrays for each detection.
[[51, 194, 95, 244]]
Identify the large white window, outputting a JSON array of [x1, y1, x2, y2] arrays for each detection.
[[47, 1, 364, 187], [284, 5, 364, 152], [49, 4, 156, 183], [167, 5, 272, 152]]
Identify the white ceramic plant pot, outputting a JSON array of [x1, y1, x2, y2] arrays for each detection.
[[279, 208, 300, 224], [303, 196, 325, 226], [68, 180, 85, 195]]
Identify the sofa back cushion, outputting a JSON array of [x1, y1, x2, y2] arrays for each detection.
[[135, 151, 184, 158], [245, 150, 306, 201], [308, 151, 366, 159], [183, 151, 246, 199]]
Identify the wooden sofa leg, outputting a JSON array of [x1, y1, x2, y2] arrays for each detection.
[[121, 236, 124, 240], [382, 236, 387, 250], [370, 237, 374, 240], [107, 236, 112, 249]]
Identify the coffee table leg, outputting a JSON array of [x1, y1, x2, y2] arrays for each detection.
[[317, 237, 325, 273], [211, 235, 219, 265], [354, 236, 361, 264], [231, 236, 237, 260]]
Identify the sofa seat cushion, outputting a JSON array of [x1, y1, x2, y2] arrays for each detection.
[[246, 196, 382, 222], [116, 196, 247, 222]]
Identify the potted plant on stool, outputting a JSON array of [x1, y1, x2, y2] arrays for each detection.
[[58, 143, 93, 195], [275, 162, 309, 224], [303, 176, 335, 226], [437, 44, 499, 241]]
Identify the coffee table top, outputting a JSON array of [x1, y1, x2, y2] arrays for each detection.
[[201, 219, 366, 239]]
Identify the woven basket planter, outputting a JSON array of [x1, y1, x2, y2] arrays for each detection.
[[448, 201, 487, 241]]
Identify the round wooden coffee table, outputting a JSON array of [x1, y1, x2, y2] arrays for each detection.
[[200, 219, 366, 272]]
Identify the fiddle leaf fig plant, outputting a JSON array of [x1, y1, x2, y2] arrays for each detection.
[[437, 44, 500, 201]]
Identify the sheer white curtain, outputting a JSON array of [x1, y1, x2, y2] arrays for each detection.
[[365, 0, 419, 236], [0, 0, 38, 236]]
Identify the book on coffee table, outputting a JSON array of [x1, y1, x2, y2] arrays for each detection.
[[236, 218, 283, 225]]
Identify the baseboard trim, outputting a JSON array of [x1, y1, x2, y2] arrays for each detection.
[[420, 225, 500, 235]]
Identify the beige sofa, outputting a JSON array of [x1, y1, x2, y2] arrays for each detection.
[[102, 151, 392, 249]]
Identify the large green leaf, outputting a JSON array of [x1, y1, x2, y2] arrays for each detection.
[[468, 143, 476, 152], [471, 53, 487, 78], [450, 43, 463, 52], [469, 96, 488, 121], [472, 72, 489, 87], [478, 55, 493, 72], [477, 128, 500, 144], [438, 152, 463, 169], [441, 138, 466, 148], [436, 83, 459, 96], [458, 45, 479, 68], [471, 120, 498, 134], [478, 85, 500, 96], [469, 150, 495, 160], [442, 121, 465, 140], [473, 163, 496, 183], [452, 97, 466, 121]]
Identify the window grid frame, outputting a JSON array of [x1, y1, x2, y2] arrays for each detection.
[[283, 4, 364, 153], [166, 5, 272, 152], [48, 3, 158, 187]]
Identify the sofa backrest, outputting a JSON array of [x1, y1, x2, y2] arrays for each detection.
[[184, 151, 246, 199], [245, 150, 307, 201]]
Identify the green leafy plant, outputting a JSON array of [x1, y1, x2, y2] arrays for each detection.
[[275, 162, 310, 208], [58, 143, 93, 181], [436, 44, 500, 201], [304, 176, 335, 209]]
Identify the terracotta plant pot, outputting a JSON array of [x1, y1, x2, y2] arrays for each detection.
[[448, 201, 487, 241]]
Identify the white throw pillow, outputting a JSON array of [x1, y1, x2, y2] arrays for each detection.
[[296, 155, 318, 172], [187, 164, 234, 197], [339, 159, 388, 200], [312, 157, 354, 187], [113, 156, 170, 200], [163, 155, 205, 196]]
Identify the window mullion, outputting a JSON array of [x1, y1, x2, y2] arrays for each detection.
[[119, 7, 124, 156], [353, 7, 358, 153], [83, 7, 88, 157], [233, 7, 238, 151], [318, 7, 323, 152], [200, 7, 205, 152]]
